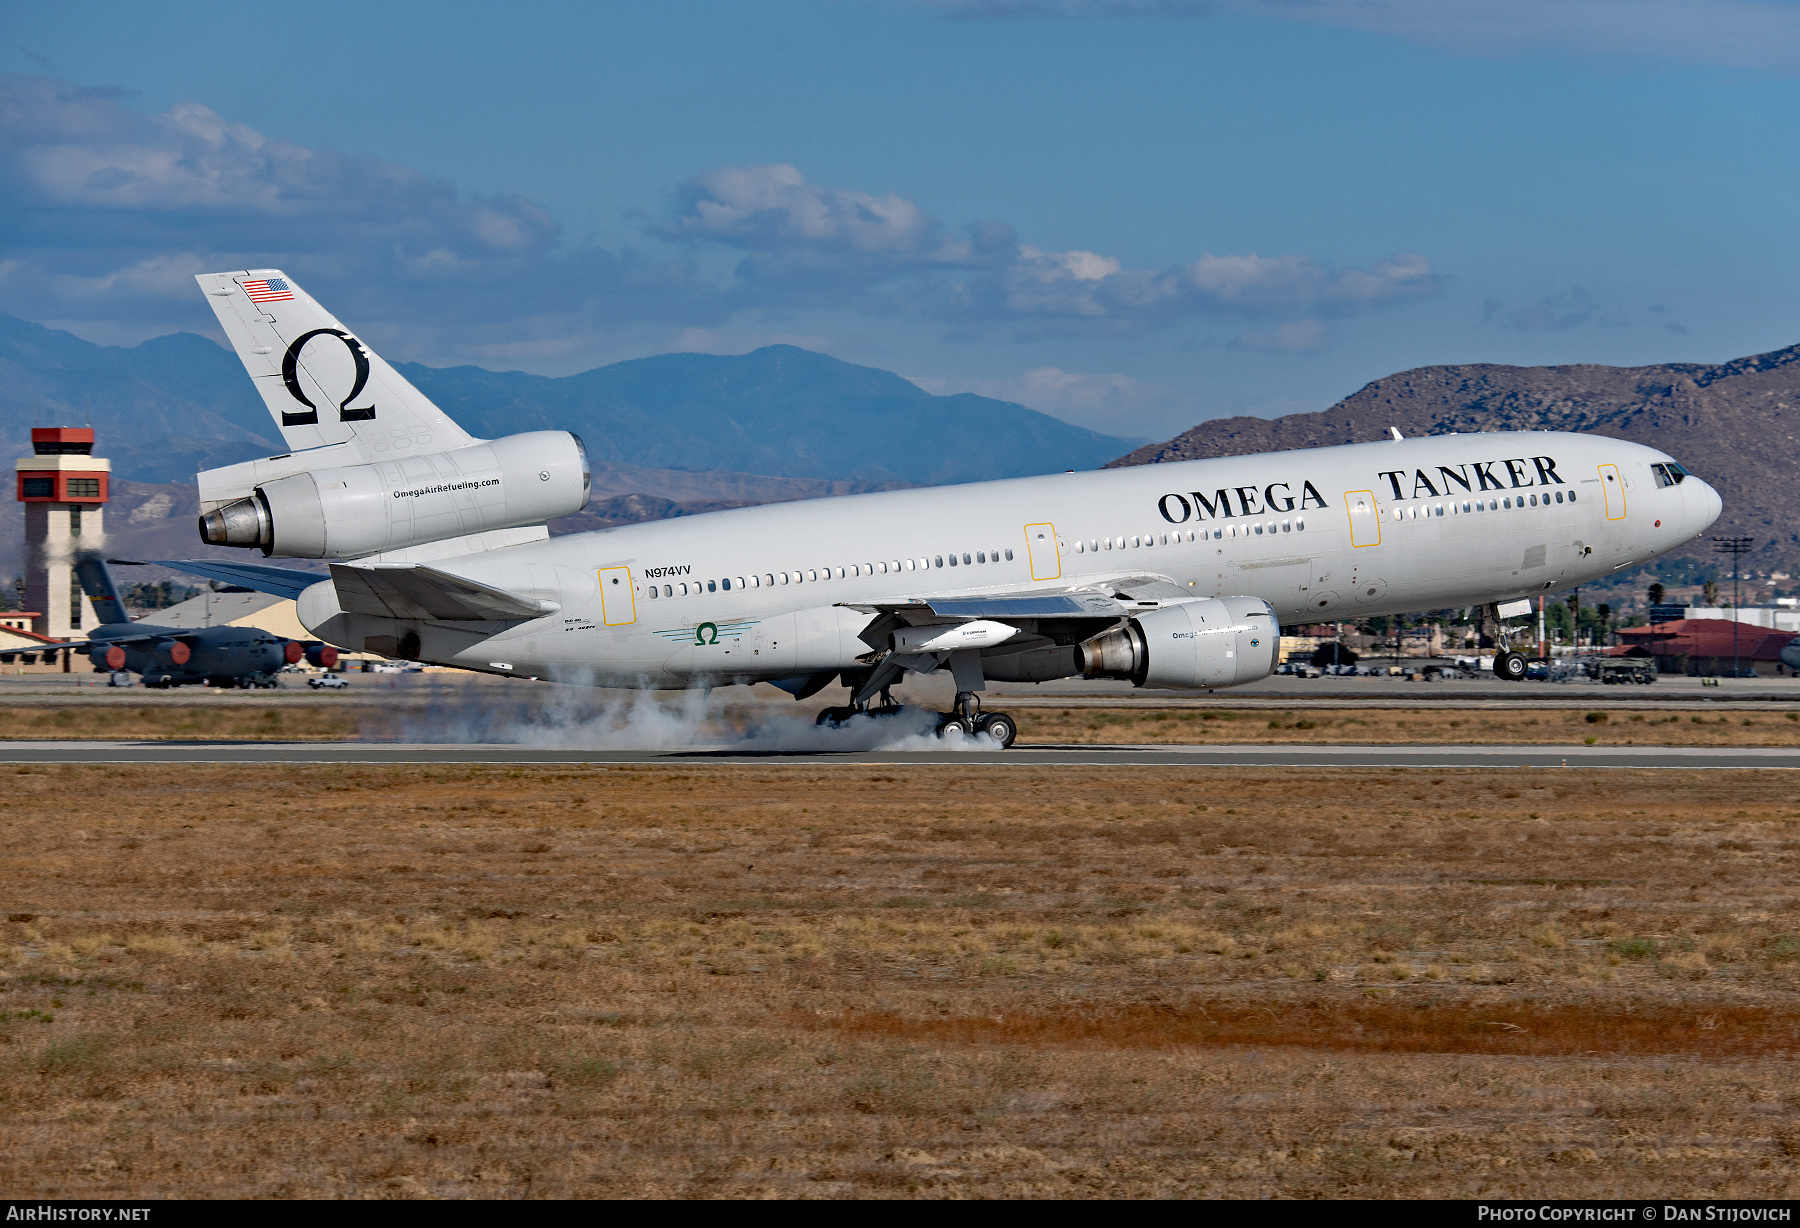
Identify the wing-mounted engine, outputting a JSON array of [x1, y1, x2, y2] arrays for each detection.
[[1079, 596, 1278, 689], [198, 431, 590, 559]]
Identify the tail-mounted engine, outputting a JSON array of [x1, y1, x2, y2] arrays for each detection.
[[1079, 596, 1279, 689], [199, 431, 589, 559]]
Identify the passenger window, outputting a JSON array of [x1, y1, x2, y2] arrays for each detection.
[[1295, 519, 1304, 531], [1074, 541, 1084, 553], [1568, 491, 1577, 502], [934, 556, 943, 568], [948, 554, 958, 567], [721, 578, 730, 591], [1554, 491, 1563, 503], [708, 580, 717, 592], [1282, 521, 1291, 532], [648, 586, 658, 599], [1004, 549, 1014, 561], [960, 553, 970, 565]]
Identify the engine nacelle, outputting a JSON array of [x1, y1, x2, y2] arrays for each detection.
[[1079, 596, 1279, 689], [199, 431, 590, 559]]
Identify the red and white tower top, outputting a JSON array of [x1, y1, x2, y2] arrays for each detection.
[[17, 427, 110, 504]]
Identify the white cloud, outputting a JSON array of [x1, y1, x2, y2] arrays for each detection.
[[0, 74, 718, 357], [925, 0, 1800, 75], [660, 162, 1436, 332]]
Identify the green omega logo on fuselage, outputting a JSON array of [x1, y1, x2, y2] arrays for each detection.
[[694, 622, 719, 645]]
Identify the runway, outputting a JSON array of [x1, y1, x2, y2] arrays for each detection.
[[3, 740, 1798, 769]]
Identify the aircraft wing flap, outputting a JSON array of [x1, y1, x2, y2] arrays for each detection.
[[329, 563, 558, 622], [922, 593, 1124, 618]]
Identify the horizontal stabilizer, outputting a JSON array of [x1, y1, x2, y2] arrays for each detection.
[[329, 564, 559, 622], [154, 560, 325, 601]]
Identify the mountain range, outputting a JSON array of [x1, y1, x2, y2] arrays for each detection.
[[0, 313, 1131, 487]]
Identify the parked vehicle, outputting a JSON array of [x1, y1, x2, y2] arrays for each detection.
[[308, 673, 349, 690], [1594, 658, 1657, 685]]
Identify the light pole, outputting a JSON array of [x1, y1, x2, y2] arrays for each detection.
[[1711, 536, 1754, 678]]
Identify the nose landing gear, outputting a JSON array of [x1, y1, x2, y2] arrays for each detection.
[[1493, 650, 1528, 681]]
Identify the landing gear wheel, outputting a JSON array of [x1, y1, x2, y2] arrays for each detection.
[[973, 711, 1018, 749], [937, 714, 973, 739], [815, 706, 857, 728], [1494, 650, 1527, 682]]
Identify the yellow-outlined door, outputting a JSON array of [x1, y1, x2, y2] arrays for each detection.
[[598, 566, 636, 625], [1345, 490, 1381, 547], [1024, 523, 1061, 581], [1598, 465, 1626, 520]]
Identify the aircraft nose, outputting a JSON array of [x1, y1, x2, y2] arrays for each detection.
[[1687, 478, 1723, 532]]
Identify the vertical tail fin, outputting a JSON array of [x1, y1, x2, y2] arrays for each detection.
[[195, 270, 473, 460], [72, 552, 130, 626]]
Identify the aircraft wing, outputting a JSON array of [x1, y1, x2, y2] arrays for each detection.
[[328, 564, 559, 621], [838, 573, 1196, 621], [0, 631, 177, 658], [154, 560, 324, 601]]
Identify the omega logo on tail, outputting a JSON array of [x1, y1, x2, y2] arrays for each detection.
[[280, 329, 378, 427]]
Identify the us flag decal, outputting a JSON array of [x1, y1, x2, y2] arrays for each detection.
[[243, 278, 294, 303]]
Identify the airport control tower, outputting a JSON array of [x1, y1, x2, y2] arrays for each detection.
[[16, 427, 109, 637]]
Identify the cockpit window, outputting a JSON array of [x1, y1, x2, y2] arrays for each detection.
[[1652, 461, 1690, 488]]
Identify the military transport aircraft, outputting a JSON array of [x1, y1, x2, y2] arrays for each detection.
[[170, 269, 1722, 745], [0, 553, 338, 688]]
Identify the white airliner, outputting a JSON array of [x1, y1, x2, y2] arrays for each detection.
[[178, 270, 1722, 746]]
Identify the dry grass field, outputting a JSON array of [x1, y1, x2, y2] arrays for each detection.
[[1017, 705, 1800, 746], [3, 763, 1800, 1198], [2, 699, 1798, 747]]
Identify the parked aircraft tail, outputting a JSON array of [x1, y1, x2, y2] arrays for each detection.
[[72, 552, 130, 626]]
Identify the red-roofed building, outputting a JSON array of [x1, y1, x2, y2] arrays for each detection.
[[1611, 618, 1799, 677]]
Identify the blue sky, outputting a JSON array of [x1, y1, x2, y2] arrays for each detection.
[[4, 0, 1799, 441]]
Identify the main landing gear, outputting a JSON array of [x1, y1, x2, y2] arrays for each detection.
[[936, 691, 1019, 749], [813, 687, 1020, 748]]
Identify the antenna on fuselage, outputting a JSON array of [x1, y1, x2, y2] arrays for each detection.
[[1389, 427, 1404, 441]]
